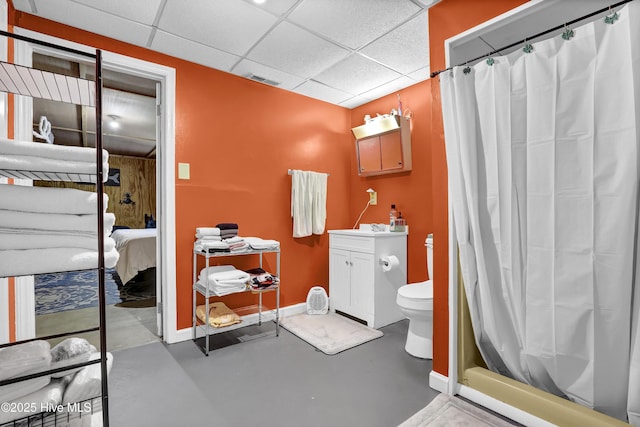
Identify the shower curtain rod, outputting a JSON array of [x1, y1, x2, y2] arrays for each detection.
[[430, 0, 635, 78]]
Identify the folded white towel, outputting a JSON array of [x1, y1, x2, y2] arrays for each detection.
[[0, 232, 115, 252], [243, 237, 280, 250], [0, 340, 51, 381], [0, 137, 109, 182], [0, 379, 66, 425], [0, 184, 108, 214], [0, 247, 119, 277], [194, 235, 221, 241], [195, 227, 220, 236], [0, 210, 115, 235]]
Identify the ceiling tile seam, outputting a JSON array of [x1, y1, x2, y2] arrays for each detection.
[[27, 0, 37, 14], [229, 0, 307, 75], [146, 0, 168, 48], [67, 0, 156, 29]]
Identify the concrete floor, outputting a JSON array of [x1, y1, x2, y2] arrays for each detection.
[[108, 319, 440, 427]]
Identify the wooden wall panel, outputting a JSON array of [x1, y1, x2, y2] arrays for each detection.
[[35, 155, 156, 229]]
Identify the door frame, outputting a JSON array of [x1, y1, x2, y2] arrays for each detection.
[[12, 28, 178, 343]]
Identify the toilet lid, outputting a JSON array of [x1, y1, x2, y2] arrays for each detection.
[[398, 281, 433, 300]]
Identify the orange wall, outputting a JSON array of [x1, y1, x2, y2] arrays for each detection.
[[10, 11, 354, 330], [427, 0, 528, 375], [350, 81, 433, 286]]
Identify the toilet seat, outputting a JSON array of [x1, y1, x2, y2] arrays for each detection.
[[397, 280, 433, 311]]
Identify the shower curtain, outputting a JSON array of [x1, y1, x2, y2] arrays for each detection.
[[440, 2, 640, 424]]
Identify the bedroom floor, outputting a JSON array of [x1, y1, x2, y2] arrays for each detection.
[[36, 304, 159, 351], [109, 319, 440, 427]]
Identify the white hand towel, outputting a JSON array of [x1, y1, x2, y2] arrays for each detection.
[[0, 247, 119, 277], [195, 227, 220, 236], [291, 170, 328, 238]]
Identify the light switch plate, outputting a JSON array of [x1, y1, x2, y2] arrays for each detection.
[[178, 163, 190, 179]]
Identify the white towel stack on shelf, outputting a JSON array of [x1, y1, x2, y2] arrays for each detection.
[[0, 137, 109, 182], [0, 184, 118, 277], [243, 237, 280, 251], [198, 265, 250, 296]]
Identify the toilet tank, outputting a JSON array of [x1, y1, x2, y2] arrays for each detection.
[[426, 234, 433, 280]]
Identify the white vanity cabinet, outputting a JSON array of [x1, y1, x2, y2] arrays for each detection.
[[328, 227, 407, 329]]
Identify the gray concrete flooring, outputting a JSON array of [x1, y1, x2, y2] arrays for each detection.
[[109, 319, 440, 427]]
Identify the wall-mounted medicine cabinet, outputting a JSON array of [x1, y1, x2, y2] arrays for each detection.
[[351, 115, 411, 176]]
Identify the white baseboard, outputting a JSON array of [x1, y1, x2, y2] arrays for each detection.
[[429, 370, 448, 393], [169, 302, 307, 344]]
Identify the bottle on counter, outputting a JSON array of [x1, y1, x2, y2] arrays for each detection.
[[396, 212, 405, 231], [389, 204, 397, 231]]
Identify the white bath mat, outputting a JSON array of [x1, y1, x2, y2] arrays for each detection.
[[399, 394, 518, 427], [280, 312, 383, 355]]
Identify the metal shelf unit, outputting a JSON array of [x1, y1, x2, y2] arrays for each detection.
[[192, 246, 280, 356]]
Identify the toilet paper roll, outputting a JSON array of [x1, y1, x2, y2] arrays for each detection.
[[381, 255, 400, 272]]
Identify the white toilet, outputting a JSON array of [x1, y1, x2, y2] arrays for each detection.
[[396, 234, 434, 359]]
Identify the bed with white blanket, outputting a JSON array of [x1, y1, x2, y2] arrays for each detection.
[[110, 228, 156, 285]]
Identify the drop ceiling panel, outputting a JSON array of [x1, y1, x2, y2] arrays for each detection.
[[151, 31, 240, 71], [231, 59, 305, 90], [360, 12, 429, 74], [407, 66, 431, 82], [157, 0, 277, 56], [31, 0, 153, 47], [248, 21, 350, 79], [340, 95, 376, 109], [288, 0, 421, 49], [292, 80, 353, 105], [359, 76, 416, 102], [314, 53, 402, 95], [71, 0, 163, 25], [253, 0, 301, 16]]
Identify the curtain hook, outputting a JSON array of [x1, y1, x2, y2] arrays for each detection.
[[463, 62, 471, 75], [562, 24, 575, 40], [486, 57, 495, 66], [523, 38, 534, 53], [605, 6, 619, 24]]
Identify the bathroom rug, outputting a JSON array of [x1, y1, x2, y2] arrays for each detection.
[[399, 393, 520, 427], [280, 312, 383, 355]]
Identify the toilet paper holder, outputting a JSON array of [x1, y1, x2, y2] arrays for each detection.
[[379, 258, 389, 266]]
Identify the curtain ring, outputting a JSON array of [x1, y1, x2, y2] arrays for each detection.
[[605, 6, 619, 24], [486, 57, 495, 66], [561, 24, 575, 40], [463, 62, 471, 75], [523, 38, 534, 53]]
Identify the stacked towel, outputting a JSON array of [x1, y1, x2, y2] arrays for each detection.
[[195, 240, 230, 253], [243, 237, 280, 251], [224, 236, 249, 253], [0, 184, 118, 277], [198, 265, 250, 296], [216, 222, 238, 239], [0, 137, 109, 183], [196, 302, 241, 328]]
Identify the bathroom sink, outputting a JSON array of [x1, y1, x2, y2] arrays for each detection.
[[328, 224, 408, 237]]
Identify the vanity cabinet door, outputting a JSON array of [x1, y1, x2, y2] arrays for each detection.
[[329, 248, 351, 313]]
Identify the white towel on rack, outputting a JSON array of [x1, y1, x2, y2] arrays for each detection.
[[290, 169, 328, 238], [0, 247, 119, 277], [0, 210, 115, 235], [0, 184, 108, 214], [0, 137, 109, 182], [0, 231, 115, 252]]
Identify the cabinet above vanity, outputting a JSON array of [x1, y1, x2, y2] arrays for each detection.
[[351, 115, 412, 177]]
